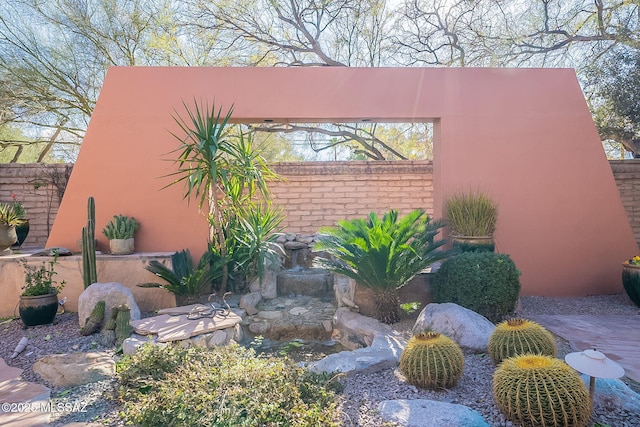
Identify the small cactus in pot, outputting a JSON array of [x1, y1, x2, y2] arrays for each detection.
[[488, 318, 557, 364], [102, 215, 140, 255], [399, 331, 465, 389]]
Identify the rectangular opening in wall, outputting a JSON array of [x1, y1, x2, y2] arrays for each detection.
[[246, 122, 433, 162]]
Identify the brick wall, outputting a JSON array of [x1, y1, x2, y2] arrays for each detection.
[[269, 161, 434, 234], [610, 160, 640, 246], [0, 164, 72, 248], [3, 160, 640, 248]]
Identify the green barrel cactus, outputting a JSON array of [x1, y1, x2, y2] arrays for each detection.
[[488, 318, 557, 364], [399, 331, 465, 389], [493, 354, 591, 427]]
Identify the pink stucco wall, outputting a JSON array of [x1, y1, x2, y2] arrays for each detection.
[[47, 67, 638, 296]]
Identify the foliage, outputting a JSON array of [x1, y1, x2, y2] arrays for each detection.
[[102, 215, 140, 240], [167, 100, 279, 294], [81, 196, 97, 289], [9, 194, 26, 217], [139, 249, 219, 304], [625, 255, 640, 266], [493, 354, 591, 427], [21, 250, 65, 296], [314, 209, 449, 324], [487, 318, 556, 364], [444, 190, 498, 237], [0, 202, 20, 225], [116, 343, 342, 426], [431, 252, 521, 323], [399, 331, 464, 389]]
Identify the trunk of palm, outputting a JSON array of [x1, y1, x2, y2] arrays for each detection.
[[374, 288, 400, 324]]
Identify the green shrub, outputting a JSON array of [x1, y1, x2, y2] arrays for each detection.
[[431, 252, 521, 322], [117, 343, 342, 426]]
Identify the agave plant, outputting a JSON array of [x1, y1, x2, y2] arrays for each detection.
[[139, 249, 219, 305], [313, 209, 449, 324]]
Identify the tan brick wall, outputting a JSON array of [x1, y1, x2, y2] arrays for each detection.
[[0, 164, 72, 248], [3, 160, 640, 249], [269, 161, 434, 234], [610, 160, 640, 247]]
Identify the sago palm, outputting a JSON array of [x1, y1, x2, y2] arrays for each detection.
[[313, 209, 449, 324]]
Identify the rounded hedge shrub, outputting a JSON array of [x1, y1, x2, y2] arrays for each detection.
[[399, 331, 465, 389], [488, 318, 557, 364], [493, 354, 591, 427], [431, 252, 521, 322]]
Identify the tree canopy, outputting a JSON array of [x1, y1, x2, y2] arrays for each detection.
[[0, 0, 638, 161]]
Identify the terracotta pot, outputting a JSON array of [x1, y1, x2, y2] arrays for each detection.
[[110, 238, 134, 255], [19, 293, 59, 326], [622, 263, 640, 308], [0, 224, 17, 254], [450, 235, 495, 253]]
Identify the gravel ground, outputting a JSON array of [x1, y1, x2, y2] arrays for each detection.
[[1, 295, 639, 426]]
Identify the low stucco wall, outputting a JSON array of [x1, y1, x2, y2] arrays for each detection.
[[0, 252, 176, 319]]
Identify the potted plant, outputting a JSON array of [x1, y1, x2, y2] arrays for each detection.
[[444, 190, 498, 252], [622, 255, 640, 307], [0, 202, 20, 254], [102, 214, 140, 255], [10, 194, 30, 247], [19, 250, 65, 326], [313, 209, 449, 324]]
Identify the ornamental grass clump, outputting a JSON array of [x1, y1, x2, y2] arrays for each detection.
[[488, 318, 557, 364], [493, 354, 591, 427], [444, 190, 498, 237], [117, 343, 342, 426]]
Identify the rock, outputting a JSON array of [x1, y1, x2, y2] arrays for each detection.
[[249, 321, 270, 335], [207, 330, 228, 347], [240, 291, 262, 316], [122, 334, 159, 355], [297, 235, 315, 244], [284, 241, 309, 250], [413, 303, 495, 352], [583, 376, 640, 413], [78, 282, 140, 328], [257, 310, 283, 320], [277, 269, 332, 297], [334, 275, 358, 309], [33, 352, 115, 387], [249, 270, 278, 299], [322, 319, 333, 333], [377, 399, 490, 427], [333, 307, 395, 350], [190, 334, 209, 348], [307, 346, 399, 375], [289, 307, 308, 316]]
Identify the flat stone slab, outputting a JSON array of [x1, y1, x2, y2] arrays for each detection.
[[131, 312, 242, 342], [0, 357, 51, 427], [0, 358, 23, 382], [378, 399, 490, 427]]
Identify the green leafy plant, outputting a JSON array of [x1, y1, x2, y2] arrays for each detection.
[[139, 249, 219, 305], [400, 301, 421, 314], [21, 250, 66, 296], [166, 100, 279, 294], [431, 251, 521, 322], [444, 190, 498, 237], [0, 203, 20, 226], [10, 194, 26, 218], [102, 215, 140, 240], [117, 343, 342, 426], [313, 209, 449, 324]]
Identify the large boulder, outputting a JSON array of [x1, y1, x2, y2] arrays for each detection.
[[78, 282, 140, 328], [378, 399, 490, 427], [33, 352, 115, 387], [582, 376, 640, 413], [249, 270, 278, 299], [333, 307, 397, 350], [413, 303, 495, 352]]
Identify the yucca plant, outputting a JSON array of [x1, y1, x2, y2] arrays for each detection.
[[0, 203, 20, 225], [139, 249, 219, 305], [313, 209, 449, 324]]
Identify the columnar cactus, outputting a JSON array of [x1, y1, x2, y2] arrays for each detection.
[[82, 196, 97, 288], [399, 331, 465, 389], [115, 306, 132, 347], [488, 318, 557, 364], [493, 354, 591, 427], [99, 306, 120, 347], [80, 300, 105, 336]]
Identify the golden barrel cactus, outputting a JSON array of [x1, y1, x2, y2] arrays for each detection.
[[493, 354, 591, 427], [399, 331, 464, 389], [488, 318, 556, 364]]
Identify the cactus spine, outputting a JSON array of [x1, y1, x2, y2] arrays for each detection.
[[80, 300, 105, 336], [115, 306, 132, 347], [488, 318, 557, 364], [493, 354, 591, 427], [82, 196, 97, 288], [399, 331, 465, 389]]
